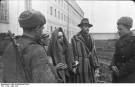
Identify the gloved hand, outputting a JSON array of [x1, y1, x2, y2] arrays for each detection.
[[72, 61, 79, 68], [95, 68, 100, 77], [72, 61, 79, 73], [111, 65, 119, 76], [56, 63, 67, 70]]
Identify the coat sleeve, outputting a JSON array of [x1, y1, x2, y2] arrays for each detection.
[[118, 39, 135, 77], [110, 51, 117, 67], [71, 37, 78, 61], [92, 47, 100, 69], [91, 35, 100, 69], [27, 45, 57, 83], [110, 42, 119, 68], [65, 44, 74, 71]]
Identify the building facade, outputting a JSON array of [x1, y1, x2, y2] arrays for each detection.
[[0, 0, 26, 35], [0, 0, 84, 42], [92, 33, 119, 40]]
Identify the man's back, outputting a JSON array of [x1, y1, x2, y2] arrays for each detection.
[[2, 36, 57, 83]]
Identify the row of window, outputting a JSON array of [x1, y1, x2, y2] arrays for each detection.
[[49, 7, 81, 25], [50, 6, 68, 22], [54, 0, 68, 11], [49, 1, 82, 25], [0, 0, 81, 26]]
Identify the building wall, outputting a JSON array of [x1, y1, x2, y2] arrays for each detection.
[[66, 0, 84, 41], [92, 33, 119, 40], [46, 0, 68, 37], [30, 0, 84, 41], [44, 0, 84, 41], [92, 29, 135, 40], [0, 0, 26, 35], [0, 0, 84, 42], [132, 29, 135, 35]]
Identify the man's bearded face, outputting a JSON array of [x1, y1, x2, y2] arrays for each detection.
[[81, 25, 89, 34]]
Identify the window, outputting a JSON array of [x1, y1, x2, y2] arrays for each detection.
[[61, 13, 63, 21], [63, 2, 65, 9], [61, 0, 63, 7], [0, 0, 9, 23], [58, 0, 60, 4], [65, 15, 67, 22], [64, 2, 67, 10], [50, 6, 53, 15], [58, 11, 60, 19], [67, 16, 68, 22], [59, 0, 61, 4], [50, 26, 53, 33], [64, 15, 66, 21], [55, 9, 56, 17]]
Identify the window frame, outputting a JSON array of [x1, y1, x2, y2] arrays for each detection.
[[0, 0, 9, 24], [50, 6, 53, 15], [55, 9, 56, 17]]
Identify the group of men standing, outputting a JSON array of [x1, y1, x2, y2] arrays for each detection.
[[1, 9, 135, 83]]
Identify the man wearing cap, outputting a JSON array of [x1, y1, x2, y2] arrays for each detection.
[[39, 33, 50, 51], [2, 10, 57, 83], [110, 17, 135, 83], [71, 18, 99, 83]]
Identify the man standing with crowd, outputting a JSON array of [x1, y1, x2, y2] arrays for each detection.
[[71, 18, 99, 83], [110, 17, 135, 83]]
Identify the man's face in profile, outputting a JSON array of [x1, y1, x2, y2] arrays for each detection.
[[117, 24, 129, 37]]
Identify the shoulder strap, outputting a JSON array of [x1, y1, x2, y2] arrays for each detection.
[[20, 42, 36, 82], [89, 34, 99, 67], [13, 40, 34, 82], [8, 33, 34, 82]]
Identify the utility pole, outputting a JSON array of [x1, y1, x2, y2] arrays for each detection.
[[67, 1, 70, 41]]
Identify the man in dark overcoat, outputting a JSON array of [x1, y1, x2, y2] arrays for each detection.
[[110, 17, 135, 83], [71, 18, 99, 83]]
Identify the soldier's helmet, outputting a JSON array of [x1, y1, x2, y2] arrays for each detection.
[[18, 9, 46, 29], [117, 17, 133, 29]]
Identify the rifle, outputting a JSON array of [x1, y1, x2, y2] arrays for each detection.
[[8, 30, 31, 82]]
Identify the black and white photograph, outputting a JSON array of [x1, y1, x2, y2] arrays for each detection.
[[0, 0, 135, 86]]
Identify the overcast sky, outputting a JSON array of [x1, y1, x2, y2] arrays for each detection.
[[76, 0, 135, 33]]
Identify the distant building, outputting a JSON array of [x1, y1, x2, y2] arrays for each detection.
[[0, 0, 84, 42], [132, 29, 135, 35], [91, 33, 119, 40], [0, 0, 26, 35]]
